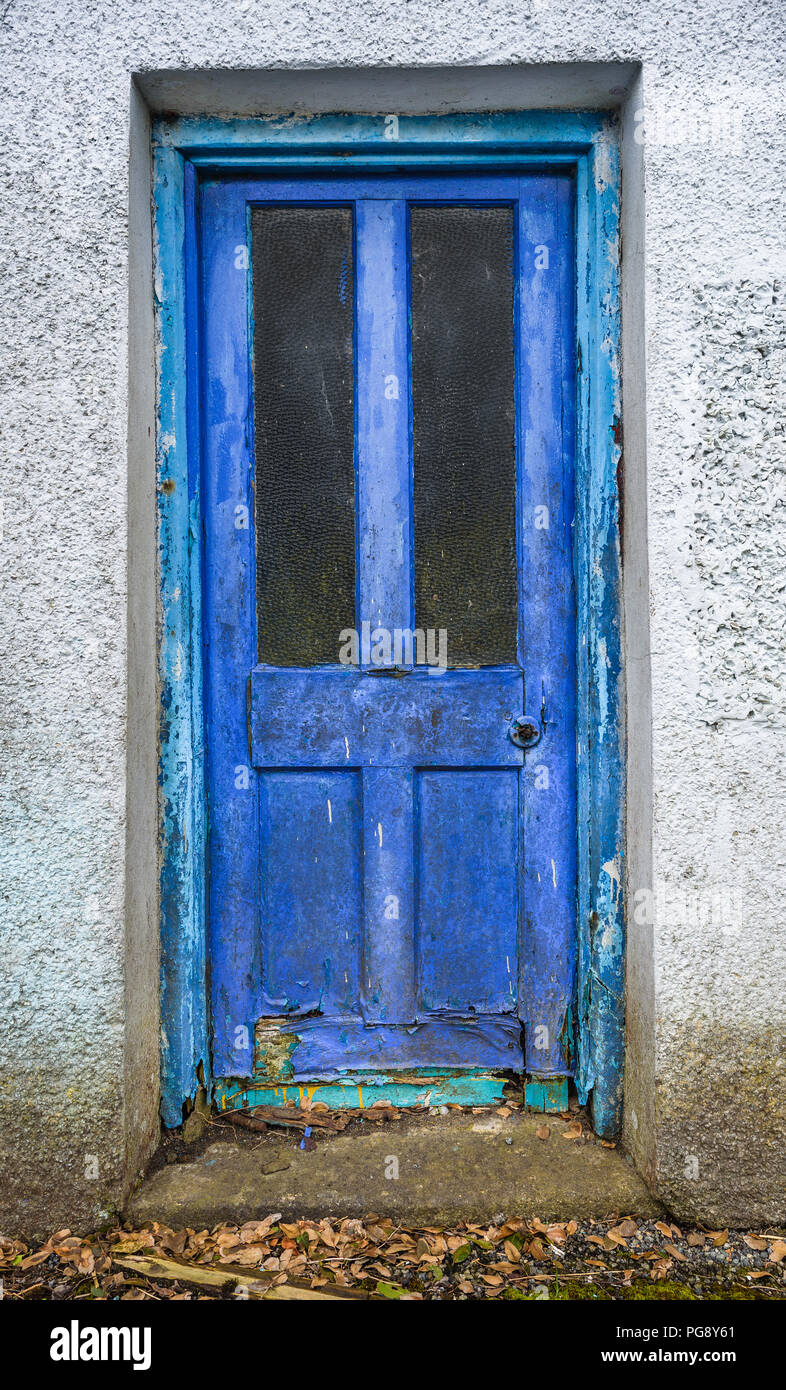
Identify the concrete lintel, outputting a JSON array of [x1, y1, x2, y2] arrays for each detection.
[[135, 62, 640, 119]]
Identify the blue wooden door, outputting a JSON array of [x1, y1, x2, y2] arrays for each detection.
[[200, 173, 576, 1091]]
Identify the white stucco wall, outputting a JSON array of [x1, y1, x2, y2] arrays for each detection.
[[0, 0, 783, 1234]]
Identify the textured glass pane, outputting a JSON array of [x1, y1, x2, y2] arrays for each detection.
[[252, 207, 356, 665], [411, 206, 517, 666]]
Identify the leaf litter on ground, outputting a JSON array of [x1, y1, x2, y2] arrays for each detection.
[[3, 1210, 785, 1301]]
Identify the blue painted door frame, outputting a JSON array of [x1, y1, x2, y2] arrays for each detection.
[[153, 112, 624, 1135]]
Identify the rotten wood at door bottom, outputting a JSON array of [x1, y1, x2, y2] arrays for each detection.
[[221, 1105, 352, 1133]]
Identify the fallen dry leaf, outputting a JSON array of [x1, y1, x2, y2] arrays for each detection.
[[498, 1221, 522, 1236], [535, 1124, 550, 1140], [561, 1120, 583, 1141], [663, 1243, 687, 1263], [19, 1251, 50, 1271], [317, 1222, 338, 1249], [53, 1238, 83, 1258], [160, 1230, 188, 1257], [606, 1227, 629, 1248], [229, 1245, 267, 1265], [239, 1216, 280, 1243], [742, 1235, 768, 1252]]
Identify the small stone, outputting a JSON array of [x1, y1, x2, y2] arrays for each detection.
[[182, 1108, 207, 1144]]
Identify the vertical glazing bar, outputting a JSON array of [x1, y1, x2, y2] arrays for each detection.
[[355, 199, 412, 664], [518, 176, 578, 1080], [356, 198, 416, 1021]]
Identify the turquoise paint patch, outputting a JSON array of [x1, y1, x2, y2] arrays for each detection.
[[215, 1070, 507, 1112], [525, 1078, 570, 1113]]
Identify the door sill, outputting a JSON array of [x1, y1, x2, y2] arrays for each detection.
[[214, 1072, 569, 1114]]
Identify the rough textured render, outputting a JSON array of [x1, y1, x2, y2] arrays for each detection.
[[0, 0, 784, 1235]]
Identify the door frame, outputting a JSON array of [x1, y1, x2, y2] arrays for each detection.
[[152, 110, 624, 1136]]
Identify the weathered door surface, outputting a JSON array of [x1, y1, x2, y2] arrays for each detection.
[[201, 173, 576, 1093]]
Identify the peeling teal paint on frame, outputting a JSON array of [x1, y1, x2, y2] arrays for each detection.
[[573, 127, 625, 1136], [152, 109, 613, 156], [153, 111, 624, 1136], [154, 144, 208, 1127]]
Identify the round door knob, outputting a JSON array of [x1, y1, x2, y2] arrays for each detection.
[[508, 715, 542, 750]]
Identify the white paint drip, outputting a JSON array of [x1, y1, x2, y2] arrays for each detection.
[[602, 857, 621, 906]]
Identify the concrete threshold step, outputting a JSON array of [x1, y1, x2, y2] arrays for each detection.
[[127, 1110, 662, 1229]]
